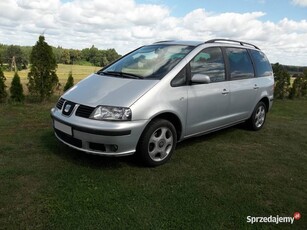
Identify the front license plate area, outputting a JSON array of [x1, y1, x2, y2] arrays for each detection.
[[54, 120, 72, 136]]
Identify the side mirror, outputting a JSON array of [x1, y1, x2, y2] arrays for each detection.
[[191, 74, 211, 84]]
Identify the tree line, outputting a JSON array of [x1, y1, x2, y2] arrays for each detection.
[[0, 43, 121, 71]]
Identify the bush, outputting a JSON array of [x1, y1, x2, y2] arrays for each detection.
[[289, 70, 307, 99], [10, 72, 25, 102], [273, 63, 291, 99], [289, 75, 302, 99], [64, 71, 74, 92], [0, 67, 7, 103]]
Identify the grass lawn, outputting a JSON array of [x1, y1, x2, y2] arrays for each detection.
[[0, 99, 306, 229]]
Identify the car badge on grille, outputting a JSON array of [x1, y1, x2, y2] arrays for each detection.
[[62, 101, 75, 116], [64, 104, 71, 113]]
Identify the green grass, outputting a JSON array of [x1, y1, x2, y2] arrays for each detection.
[[0, 99, 307, 229]]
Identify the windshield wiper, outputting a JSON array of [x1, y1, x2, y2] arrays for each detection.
[[98, 71, 143, 79], [120, 72, 143, 79]]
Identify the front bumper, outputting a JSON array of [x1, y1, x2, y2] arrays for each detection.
[[51, 107, 148, 156]]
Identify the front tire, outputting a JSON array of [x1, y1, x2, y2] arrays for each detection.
[[137, 119, 177, 167], [248, 101, 267, 131]]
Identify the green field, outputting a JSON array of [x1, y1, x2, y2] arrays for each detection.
[[0, 99, 307, 229], [3, 64, 99, 94]]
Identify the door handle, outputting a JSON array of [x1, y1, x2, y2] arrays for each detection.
[[222, 89, 229, 95], [253, 84, 259, 90]]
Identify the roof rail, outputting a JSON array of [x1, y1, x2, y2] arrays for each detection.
[[154, 40, 175, 44], [205, 39, 260, 50]]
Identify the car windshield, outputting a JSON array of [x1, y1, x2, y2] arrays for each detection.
[[100, 44, 194, 79]]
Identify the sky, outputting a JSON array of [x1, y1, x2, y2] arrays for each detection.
[[0, 0, 307, 65]]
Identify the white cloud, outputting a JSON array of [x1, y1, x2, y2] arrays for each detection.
[[17, 0, 61, 11], [0, 0, 307, 65], [292, 0, 307, 7]]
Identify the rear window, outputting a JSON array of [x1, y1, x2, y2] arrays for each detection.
[[250, 50, 273, 77], [226, 48, 255, 80]]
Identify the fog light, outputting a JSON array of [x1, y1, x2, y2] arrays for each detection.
[[110, 145, 118, 152]]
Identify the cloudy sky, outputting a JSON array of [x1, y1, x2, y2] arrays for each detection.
[[0, 0, 307, 65]]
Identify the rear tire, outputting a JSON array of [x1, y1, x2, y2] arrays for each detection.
[[137, 119, 177, 167], [247, 101, 267, 131]]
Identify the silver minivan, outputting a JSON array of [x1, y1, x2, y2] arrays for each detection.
[[51, 39, 274, 166]]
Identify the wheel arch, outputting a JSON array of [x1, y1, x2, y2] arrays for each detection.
[[259, 97, 269, 112], [136, 112, 181, 166], [145, 112, 183, 141]]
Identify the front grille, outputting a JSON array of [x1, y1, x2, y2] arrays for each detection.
[[55, 129, 82, 148], [56, 98, 65, 110], [76, 105, 95, 118], [56, 98, 95, 118]]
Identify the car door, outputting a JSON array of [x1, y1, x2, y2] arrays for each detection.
[[224, 48, 259, 122], [185, 47, 231, 137]]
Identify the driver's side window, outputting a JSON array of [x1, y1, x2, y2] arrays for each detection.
[[190, 47, 226, 83]]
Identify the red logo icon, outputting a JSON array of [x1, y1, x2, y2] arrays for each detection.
[[293, 212, 301, 220]]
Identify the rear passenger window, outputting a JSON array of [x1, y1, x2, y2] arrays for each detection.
[[250, 50, 273, 77], [190, 47, 225, 83], [226, 48, 254, 80]]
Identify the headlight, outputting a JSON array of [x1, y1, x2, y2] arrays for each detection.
[[90, 106, 132, 121]]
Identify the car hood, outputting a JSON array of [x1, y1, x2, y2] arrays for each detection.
[[62, 73, 159, 107]]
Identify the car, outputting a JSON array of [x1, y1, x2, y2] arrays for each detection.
[[51, 39, 274, 166]]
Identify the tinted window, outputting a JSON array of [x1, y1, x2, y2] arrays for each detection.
[[250, 50, 273, 77], [190, 47, 225, 83], [226, 48, 254, 80]]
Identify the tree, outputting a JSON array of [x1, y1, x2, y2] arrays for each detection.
[[101, 56, 109, 67], [105, 48, 121, 63], [289, 75, 303, 99], [0, 44, 6, 67], [81, 45, 101, 66], [27, 35, 59, 101], [88, 45, 100, 66], [64, 71, 74, 92], [10, 71, 24, 102], [5, 45, 28, 70], [69, 49, 81, 64], [61, 49, 70, 64], [53, 46, 63, 63], [302, 69, 307, 97], [272, 63, 291, 99], [81, 47, 91, 62], [0, 67, 7, 102]]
